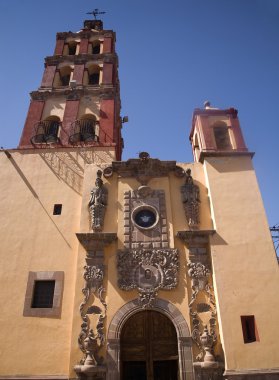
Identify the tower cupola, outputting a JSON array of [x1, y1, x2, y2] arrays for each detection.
[[189, 102, 251, 163]]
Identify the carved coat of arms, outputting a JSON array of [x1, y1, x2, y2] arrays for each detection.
[[117, 248, 179, 308]]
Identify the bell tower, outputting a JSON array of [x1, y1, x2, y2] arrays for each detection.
[[189, 101, 250, 163], [19, 17, 123, 160]]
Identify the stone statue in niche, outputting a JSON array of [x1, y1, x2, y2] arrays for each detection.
[[89, 170, 107, 231], [181, 168, 200, 228]]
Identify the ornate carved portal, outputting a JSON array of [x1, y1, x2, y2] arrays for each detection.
[[117, 248, 179, 308]]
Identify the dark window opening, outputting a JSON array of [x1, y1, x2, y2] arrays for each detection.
[[69, 118, 97, 143], [60, 74, 70, 86], [53, 204, 62, 215], [214, 126, 232, 150], [80, 119, 95, 141], [32, 280, 55, 308], [241, 315, 258, 343], [92, 44, 100, 54], [68, 44, 77, 55], [89, 73, 100, 85], [32, 120, 60, 144]]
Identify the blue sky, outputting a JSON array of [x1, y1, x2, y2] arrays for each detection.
[[0, 0, 278, 228]]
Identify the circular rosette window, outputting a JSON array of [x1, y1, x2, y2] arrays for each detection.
[[132, 205, 159, 230]]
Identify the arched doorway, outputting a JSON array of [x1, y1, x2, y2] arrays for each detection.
[[120, 310, 178, 380], [107, 298, 193, 380]]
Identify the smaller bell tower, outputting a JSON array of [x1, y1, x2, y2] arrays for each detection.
[[189, 101, 250, 163]]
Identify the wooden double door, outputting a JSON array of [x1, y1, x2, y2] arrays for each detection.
[[120, 311, 178, 380]]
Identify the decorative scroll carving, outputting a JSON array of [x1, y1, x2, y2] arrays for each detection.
[[187, 260, 217, 363], [89, 170, 107, 231], [104, 152, 184, 185], [117, 248, 179, 308], [188, 262, 210, 308], [197, 303, 211, 313], [178, 230, 222, 374], [75, 233, 117, 379], [78, 263, 106, 366], [181, 168, 200, 228]]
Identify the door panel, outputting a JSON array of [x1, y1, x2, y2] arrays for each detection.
[[122, 361, 147, 380], [153, 360, 178, 380]]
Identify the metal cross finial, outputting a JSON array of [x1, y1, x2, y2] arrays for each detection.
[[86, 8, 106, 20]]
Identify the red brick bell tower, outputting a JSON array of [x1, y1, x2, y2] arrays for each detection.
[[19, 18, 123, 160]]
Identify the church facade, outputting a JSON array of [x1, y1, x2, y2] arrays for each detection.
[[0, 18, 278, 380]]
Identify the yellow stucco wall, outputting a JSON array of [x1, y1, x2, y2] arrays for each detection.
[[204, 156, 279, 370], [0, 147, 115, 377], [0, 147, 278, 378]]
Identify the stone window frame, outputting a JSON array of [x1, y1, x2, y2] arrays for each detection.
[[23, 271, 64, 318]]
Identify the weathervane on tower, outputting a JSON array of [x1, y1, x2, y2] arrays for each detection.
[[86, 8, 106, 20]]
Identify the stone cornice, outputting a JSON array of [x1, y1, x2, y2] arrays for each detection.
[[199, 150, 255, 162], [103, 156, 185, 185], [177, 230, 215, 246], [56, 30, 114, 40], [44, 53, 117, 67], [76, 232, 117, 251], [30, 86, 117, 101]]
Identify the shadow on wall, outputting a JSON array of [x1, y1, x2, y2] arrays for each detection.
[[78, 149, 115, 165], [40, 151, 84, 195], [39, 150, 115, 195], [5, 153, 71, 248]]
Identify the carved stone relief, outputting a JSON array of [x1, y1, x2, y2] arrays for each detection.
[[177, 230, 222, 373], [78, 262, 106, 367], [187, 261, 217, 362], [103, 151, 184, 184], [75, 233, 117, 380], [117, 248, 179, 308], [181, 168, 200, 228], [89, 170, 107, 231]]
